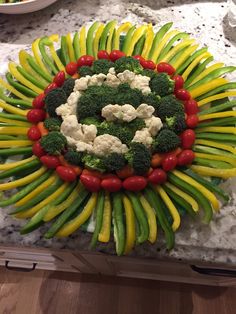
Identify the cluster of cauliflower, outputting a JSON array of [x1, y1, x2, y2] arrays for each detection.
[[56, 68, 163, 156]]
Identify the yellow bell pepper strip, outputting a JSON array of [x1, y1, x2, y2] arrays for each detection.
[[98, 191, 112, 243], [79, 26, 87, 56], [14, 173, 57, 207], [160, 39, 196, 63], [190, 78, 228, 99], [106, 22, 117, 53], [0, 166, 46, 191], [56, 193, 98, 237], [0, 126, 29, 135], [0, 140, 32, 148], [156, 186, 180, 232], [141, 24, 154, 59], [0, 156, 35, 171], [93, 24, 105, 58], [0, 78, 33, 102], [182, 52, 212, 81], [43, 182, 81, 222], [195, 152, 236, 167], [190, 165, 236, 179], [139, 195, 157, 243], [194, 139, 236, 154], [198, 111, 236, 121], [123, 195, 136, 254], [32, 38, 51, 74], [113, 22, 132, 50], [171, 44, 199, 70], [198, 91, 236, 106], [47, 35, 66, 72], [189, 62, 224, 86], [0, 116, 31, 127], [164, 182, 199, 212], [196, 126, 236, 135], [126, 25, 148, 56], [66, 33, 76, 62], [16, 181, 69, 219], [172, 170, 219, 212]]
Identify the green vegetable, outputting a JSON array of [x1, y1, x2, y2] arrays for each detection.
[[17, 65, 47, 89], [64, 149, 83, 166], [152, 129, 180, 153], [86, 21, 100, 56], [197, 117, 236, 128], [122, 25, 136, 54], [0, 147, 32, 157], [0, 159, 40, 180], [99, 20, 116, 51], [176, 47, 208, 74], [194, 157, 232, 169], [196, 132, 236, 144], [150, 72, 175, 97], [155, 95, 184, 121], [193, 144, 236, 160], [92, 59, 114, 75], [112, 192, 125, 256], [196, 82, 236, 101], [125, 142, 151, 175], [103, 153, 126, 171], [82, 154, 105, 172], [142, 92, 161, 110], [43, 117, 62, 131], [73, 32, 80, 60], [40, 131, 67, 155], [0, 89, 32, 108], [45, 88, 67, 117], [114, 56, 143, 74], [78, 66, 94, 77], [27, 55, 52, 83], [198, 100, 236, 115], [116, 83, 143, 108], [0, 112, 28, 122], [39, 37, 58, 75], [133, 34, 146, 56], [90, 190, 105, 248], [164, 114, 186, 134], [6, 72, 37, 98], [80, 116, 101, 127], [62, 78, 75, 97]]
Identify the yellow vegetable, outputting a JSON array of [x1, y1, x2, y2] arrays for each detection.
[[47, 35, 65, 71], [66, 33, 76, 62], [182, 52, 212, 81], [198, 91, 236, 106], [198, 111, 236, 121], [160, 39, 196, 62], [190, 78, 228, 99], [106, 21, 117, 53], [98, 192, 112, 243], [194, 139, 236, 154], [32, 38, 51, 75], [140, 195, 157, 243], [93, 24, 105, 58], [0, 156, 36, 171], [190, 165, 236, 178], [189, 63, 224, 86], [0, 116, 31, 127], [126, 25, 148, 56], [195, 152, 236, 167], [123, 195, 136, 254], [0, 140, 32, 148], [79, 26, 87, 56], [172, 44, 199, 70], [0, 100, 29, 116], [113, 22, 132, 50], [196, 126, 236, 134], [0, 126, 29, 135], [0, 77, 33, 102], [141, 24, 154, 59]]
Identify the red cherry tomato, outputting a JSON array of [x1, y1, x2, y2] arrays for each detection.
[[180, 129, 196, 149], [53, 71, 66, 87], [177, 150, 195, 166], [65, 62, 78, 75], [123, 176, 147, 191], [77, 55, 95, 67], [140, 59, 156, 70], [184, 99, 199, 115], [27, 126, 41, 141], [162, 155, 177, 172], [44, 82, 58, 94], [32, 141, 46, 157], [56, 166, 77, 181], [101, 177, 122, 192], [40, 155, 61, 169], [133, 55, 145, 62], [27, 109, 46, 124], [80, 174, 101, 192], [172, 75, 184, 90], [32, 93, 45, 109], [156, 62, 175, 75], [97, 50, 110, 60], [109, 50, 126, 62], [186, 114, 199, 128], [148, 168, 167, 185], [175, 88, 191, 101]]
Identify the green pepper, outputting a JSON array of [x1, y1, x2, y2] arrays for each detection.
[[73, 32, 80, 60], [17, 65, 47, 89], [133, 34, 146, 56], [0, 112, 28, 122], [5, 72, 37, 98], [39, 37, 59, 75], [27, 55, 52, 83], [0, 159, 40, 180], [112, 192, 125, 256], [199, 100, 236, 115], [122, 25, 136, 54], [0, 147, 32, 157], [197, 82, 236, 101], [196, 132, 236, 144], [90, 190, 105, 248], [86, 21, 100, 56], [177, 47, 209, 74]]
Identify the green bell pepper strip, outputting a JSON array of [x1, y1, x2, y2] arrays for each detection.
[[196, 132, 236, 144], [0, 159, 40, 180], [193, 144, 236, 160], [197, 117, 236, 127], [194, 157, 232, 169], [0, 92, 32, 108], [122, 25, 136, 54], [0, 112, 28, 122], [176, 47, 208, 74], [198, 100, 236, 115], [5, 73, 37, 98], [112, 192, 126, 256], [0, 147, 32, 157], [133, 34, 146, 56], [86, 21, 100, 56], [60, 35, 71, 66], [90, 190, 105, 248], [27, 55, 52, 83], [73, 32, 80, 60], [196, 82, 236, 101], [17, 65, 47, 90], [99, 20, 116, 51], [39, 37, 59, 75]]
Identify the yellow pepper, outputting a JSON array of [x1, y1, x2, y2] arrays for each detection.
[[106, 21, 117, 53], [172, 44, 199, 70], [198, 91, 236, 106], [0, 101, 29, 116], [160, 39, 196, 62], [194, 139, 236, 154], [47, 35, 66, 72], [0, 140, 32, 148], [198, 111, 236, 121], [190, 78, 228, 99], [113, 22, 132, 50], [141, 24, 154, 59], [182, 52, 212, 81], [32, 38, 51, 75], [0, 116, 31, 127], [0, 126, 29, 135], [126, 25, 148, 56], [196, 126, 236, 135], [93, 24, 105, 58], [190, 165, 236, 179], [0, 77, 33, 102], [195, 152, 236, 167], [79, 26, 87, 56], [0, 156, 35, 171], [189, 62, 224, 86], [123, 195, 136, 254], [66, 33, 76, 62], [98, 192, 112, 243], [139, 195, 157, 243]]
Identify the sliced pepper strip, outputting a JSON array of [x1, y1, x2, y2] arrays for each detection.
[[189, 62, 224, 86], [98, 191, 112, 243], [190, 165, 236, 179], [172, 44, 199, 70], [172, 170, 219, 212], [0, 126, 29, 135], [126, 25, 148, 56], [194, 139, 236, 154], [198, 111, 236, 121], [198, 91, 236, 106], [79, 26, 87, 56], [195, 152, 236, 167], [196, 126, 236, 134], [66, 33, 76, 62], [141, 24, 154, 59], [106, 21, 117, 54], [160, 39, 196, 62], [123, 195, 136, 254], [139, 195, 157, 243], [0, 156, 35, 171], [182, 52, 212, 81], [0, 116, 30, 127], [93, 24, 105, 58], [48, 35, 66, 71], [113, 22, 132, 50], [32, 38, 51, 74], [0, 78, 33, 102], [56, 193, 98, 237], [190, 78, 228, 99], [0, 140, 32, 148]]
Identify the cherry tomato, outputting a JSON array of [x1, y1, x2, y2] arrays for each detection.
[[44, 82, 58, 94], [27, 109, 46, 124], [180, 129, 196, 149], [156, 62, 175, 75], [141, 59, 156, 70], [177, 150, 195, 166], [101, 177, 122, 192], [186, 114, 199, 128], [172, 75, 184, 90], [148, 168, 167, 185], [53, 71, 66, 87], [162, 155, 177, 172], [32, 141, 46, 157], [65, 62, 78, 76], [109, 50, 126, 62], [56, 165, 77, 181], [175, 88, 191, 101], [133, 55, 145, 62], [123, 176, 147, 191], [80, 174, 101, 192], [77, 55, 95, 67], [40, 155, 61, 169], [27, 126, 41, 141], [32, 93, 45, 109], [184, 99, 199, 115], [97, 50, 110, 60]]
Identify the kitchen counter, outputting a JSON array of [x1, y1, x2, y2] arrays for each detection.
[[0, 0, 236, 267]]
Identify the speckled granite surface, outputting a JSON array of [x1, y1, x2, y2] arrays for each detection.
[[0, 0, 236, 266]]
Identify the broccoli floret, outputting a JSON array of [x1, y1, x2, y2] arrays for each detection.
[[152, 129, 180, 153], [114, 56, 143, 74], [82, 154, 105, 172], [40, 131, 67, 155], [103, 153, 126, 172], [80, 117, 101, 127], [127, 118, 146, 131], [43, 117, 62, 131], [142, 93, 161, 111], [165, 114, 186, 134], [142, 69, 156, 79], [150, 73, 174, 97], [62, 78, 75, 97], [116, 83, 143, 108], [64, 149, 83, 166], [156, 95, 184, 121], [92, 59, 114, 75], [45, 88, 67, 118], [78, 66, 94, 77], [98, 121, 134, 145], [125, 142, 151, 175]]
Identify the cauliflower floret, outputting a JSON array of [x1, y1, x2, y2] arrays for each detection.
[[88, 73, 107, 86], [117, 70, 136, 84], [65, 136, 77, 147], [67, 91, 81, 107], [56, 102, 77, 117], [105, 73, 120, 88], [74, 77, 90, 91], [132, 128, 153, 147], [101, 104, 121, 121], [81, 124, 97, 142], [113, 104, 137, 122], [130, 75, 151, 94], [145, 116, 163, 136], [136, 104, 155, 119], [60, 115, 79, 133], [76, 141, 93, 153], [93, 134, 128, 156], [108, 67, 116, 75]]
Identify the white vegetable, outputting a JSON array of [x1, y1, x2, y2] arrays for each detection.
[[132, 128, 153, 147], [93, 134, 128, 156], [145, 116, 163, 136], [130, 74, 151, 94], [136, 104, 155, 119]]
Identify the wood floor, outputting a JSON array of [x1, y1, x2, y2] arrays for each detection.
[[0, 267, 235, 314]]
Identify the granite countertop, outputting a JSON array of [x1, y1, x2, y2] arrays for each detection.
[[0, 0, 236, 267]]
